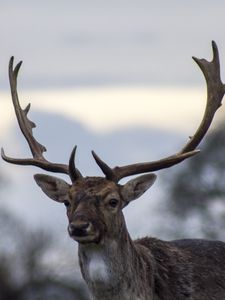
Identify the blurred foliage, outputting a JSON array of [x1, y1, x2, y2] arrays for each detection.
[[0, 208, 89, 300], [166, 121, 225, 240]]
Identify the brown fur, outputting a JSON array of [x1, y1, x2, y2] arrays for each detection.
[[34, 175, 225, 300]]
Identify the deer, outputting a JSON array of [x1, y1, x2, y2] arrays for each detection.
[[2, 41, 225, 300]]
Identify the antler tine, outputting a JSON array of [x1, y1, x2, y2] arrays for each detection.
[[92, 151, 116, 181], [181, 41, 225, 153], [8, 57, 47, 158], [1, 57, 82, 182], [69, 146, 83, 181], [93, 41, 225, 183]]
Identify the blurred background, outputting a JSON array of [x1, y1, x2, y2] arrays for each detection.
[[1, 1, 225, 299]]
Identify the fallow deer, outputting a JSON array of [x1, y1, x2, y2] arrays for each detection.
[[2, 41, 225, 300]]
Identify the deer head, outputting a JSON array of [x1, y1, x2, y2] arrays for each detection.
[[2, 41, 225, 245], [34, 173, 156, 243]]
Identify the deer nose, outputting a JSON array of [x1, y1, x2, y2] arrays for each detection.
[[68, 220, 90, 237]]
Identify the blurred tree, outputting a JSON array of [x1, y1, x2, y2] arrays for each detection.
[[165, 121, 225, 240], [0, 208, 89, 300]]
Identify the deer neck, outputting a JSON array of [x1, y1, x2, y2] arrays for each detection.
[[78, 225, 154, 300]]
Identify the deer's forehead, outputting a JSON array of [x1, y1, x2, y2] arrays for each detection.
[[69, 177, 120, 199]]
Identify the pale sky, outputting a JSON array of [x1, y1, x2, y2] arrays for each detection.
[[1, 1, 225, 137], [0, 1, 225, 88], [1, 86, 224, 138]]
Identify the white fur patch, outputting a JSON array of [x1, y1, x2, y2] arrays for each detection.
[[88, 254, 109, 282]]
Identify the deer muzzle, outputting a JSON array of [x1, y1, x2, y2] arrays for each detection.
[[68, 217, 100, 243]]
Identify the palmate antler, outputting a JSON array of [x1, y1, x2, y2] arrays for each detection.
[[1, 57, 82, 182], [92, 41, 225, 182], [1, 41, 225, 183]]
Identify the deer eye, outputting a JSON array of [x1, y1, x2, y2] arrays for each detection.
[[108, 198, 119, 208], [63, 200, 71, 208]]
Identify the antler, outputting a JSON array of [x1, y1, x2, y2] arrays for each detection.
[[1, 57, 82, 182], [2, 42, 224, 184], [93, 41, 225, 182]]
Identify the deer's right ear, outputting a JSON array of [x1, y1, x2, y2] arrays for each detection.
[[34, 174, 71, 202]]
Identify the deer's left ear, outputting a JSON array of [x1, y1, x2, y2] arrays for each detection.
[[121, 173, 157, 205]]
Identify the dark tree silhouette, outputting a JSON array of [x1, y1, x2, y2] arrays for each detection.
[[0, 208, 89, 300], [166, 121, 225, 240]]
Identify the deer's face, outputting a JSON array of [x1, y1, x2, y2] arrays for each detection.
[[66, 177, 125, 244], [34, 173, 156, 244]]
